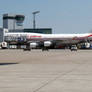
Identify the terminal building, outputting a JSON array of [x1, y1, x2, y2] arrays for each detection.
[[9, 28, 52, 34]]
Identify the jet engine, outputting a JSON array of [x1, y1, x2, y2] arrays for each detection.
[[30, 42, 38, 48], [1, 42, 8, 49], [44, 41, 52, 47]]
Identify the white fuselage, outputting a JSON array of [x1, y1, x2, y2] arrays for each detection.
[[4, 32, 92, 44]]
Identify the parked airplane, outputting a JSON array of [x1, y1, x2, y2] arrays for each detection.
[[4, 32, 92, 50]]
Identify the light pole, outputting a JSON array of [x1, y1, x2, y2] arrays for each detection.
[[32, 11, 40, 29]]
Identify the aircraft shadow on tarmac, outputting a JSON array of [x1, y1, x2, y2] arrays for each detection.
[[0, 63, 19, 66]]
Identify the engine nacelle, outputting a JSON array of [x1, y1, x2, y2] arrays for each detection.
[[1, 42, 8, 49], [30, 42, 38, 48], [44, 41, 52, 47], [84, 42, 90, 48]]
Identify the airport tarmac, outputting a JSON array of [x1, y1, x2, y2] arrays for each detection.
[[0, 49, 92, 92]]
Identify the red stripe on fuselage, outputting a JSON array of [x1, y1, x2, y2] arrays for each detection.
[[30, 36, 42, 38], [27, 35, 42, 39], [87, 34, 92, 37], [72, 34, 92, 40]]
